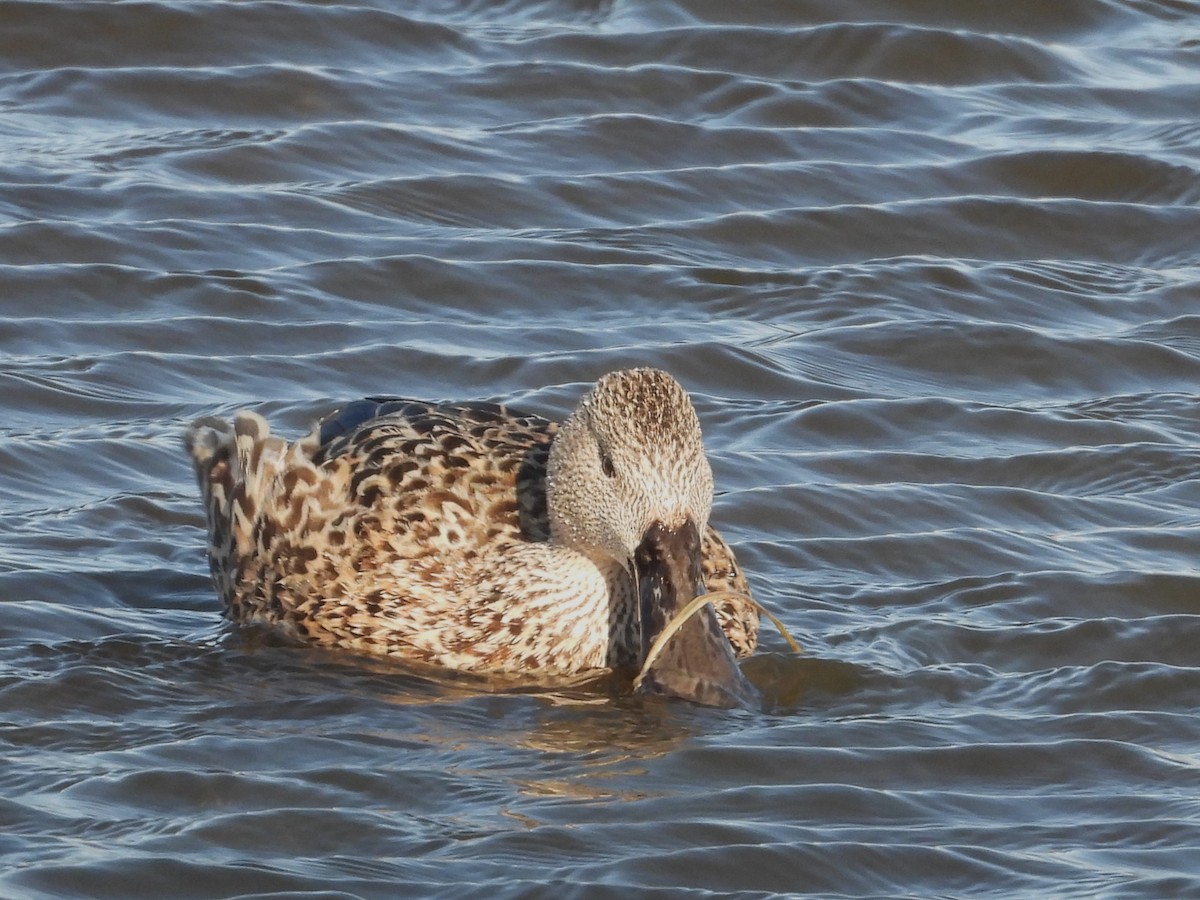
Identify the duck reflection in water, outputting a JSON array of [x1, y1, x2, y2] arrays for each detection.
[[185, 368, 762, 707]]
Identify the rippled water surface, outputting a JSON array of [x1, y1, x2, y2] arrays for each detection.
[[3, 1, 1200, 896]]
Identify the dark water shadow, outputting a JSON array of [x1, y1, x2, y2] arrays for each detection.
[[741, 651, 871, 713], [226, 623, 879, 721]]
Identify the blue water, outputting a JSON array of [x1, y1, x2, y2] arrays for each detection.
[[2, 1, 1199, 896]]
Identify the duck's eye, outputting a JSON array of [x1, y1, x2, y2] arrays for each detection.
[[600, 452, 616, 479]]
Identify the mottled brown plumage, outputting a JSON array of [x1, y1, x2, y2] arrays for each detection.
[[185, 369, 759, 680]]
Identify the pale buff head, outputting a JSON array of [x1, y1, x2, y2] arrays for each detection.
[[546, 368, 714, 567]]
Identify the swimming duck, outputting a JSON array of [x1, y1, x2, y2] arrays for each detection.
[[185, 368, 759, 703]]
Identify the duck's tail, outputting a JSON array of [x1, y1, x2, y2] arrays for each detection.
[[184, 412, 292, 607]]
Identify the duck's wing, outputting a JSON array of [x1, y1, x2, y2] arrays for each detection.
[[311, 398, 557, 544]]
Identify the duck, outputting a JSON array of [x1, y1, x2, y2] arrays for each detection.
[[184, 368, 760, 704]]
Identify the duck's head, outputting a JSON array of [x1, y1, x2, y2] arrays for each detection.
[[547, 368, 713, 644], [548, 368, 712, 568]]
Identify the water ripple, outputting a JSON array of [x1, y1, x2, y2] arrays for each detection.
[[2, 0, 1199, 896]]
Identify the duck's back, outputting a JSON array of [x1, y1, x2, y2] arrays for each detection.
[[313, 398, 557, 550]]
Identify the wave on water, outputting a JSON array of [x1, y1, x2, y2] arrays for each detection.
[[2, 0, 1199, 896]]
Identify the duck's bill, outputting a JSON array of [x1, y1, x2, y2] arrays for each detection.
[[633, 519, 760, 709]]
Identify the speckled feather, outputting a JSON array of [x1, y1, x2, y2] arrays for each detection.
[[185, 370, 759, 676]]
